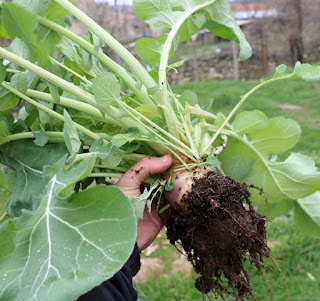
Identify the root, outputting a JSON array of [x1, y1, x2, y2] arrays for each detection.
[[270, 255, 290, 301], [166, 171, 270, 300]]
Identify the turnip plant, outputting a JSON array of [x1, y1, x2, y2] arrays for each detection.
[[0, 0, 319, 300]]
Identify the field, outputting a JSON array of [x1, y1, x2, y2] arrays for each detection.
[[0, 78, 319, 300], [135, 78, 320, 300]]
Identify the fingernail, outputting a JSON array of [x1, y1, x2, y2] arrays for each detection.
[[161, 154, 170, 163]]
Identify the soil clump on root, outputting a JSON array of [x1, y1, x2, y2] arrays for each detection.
[[166, 171, 270, 300]]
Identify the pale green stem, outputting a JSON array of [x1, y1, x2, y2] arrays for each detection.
[[187, 105, 218, 123], [88, 173, 123, 178], [0, 212, 8, 223], [158, 0, 216, 138], [89, 173, 155, 185], [2, 83, 106, 144], [96, 165, 128, 172], [168, 85, 198, 155], [53, 0, 156, 89], [37, 16, 155, 107], [201, 75, 294, 156], [26, 89, 123, 127], [122, 153, 145, 162], [0, 47, 97, 107], [0, 131, 64, 144], [50, 57, 94, 85], [6, 69, 20, 74]]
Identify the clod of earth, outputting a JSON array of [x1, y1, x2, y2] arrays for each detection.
[[166, 170, 270, 300]]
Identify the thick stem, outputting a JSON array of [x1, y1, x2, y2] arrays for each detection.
[[0, 132, 64, 144], [158, 1, 216, 138], [53, 0, 156, 89]]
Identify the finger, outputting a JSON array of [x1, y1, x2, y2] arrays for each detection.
[[116, 155, 173, 190]]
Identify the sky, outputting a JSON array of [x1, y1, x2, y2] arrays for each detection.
[[94, 0, 133, 5]]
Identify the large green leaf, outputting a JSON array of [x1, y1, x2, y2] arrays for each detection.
[[0, 181, 136, 301], [295, 192, 320, 236], [133, 0, 252, 60], [0, 140, 69, 216], [250, 116, 301, 154], [204, 0, 252, 60], [244, 153, 320, 203], [219, 111, 320, 208]]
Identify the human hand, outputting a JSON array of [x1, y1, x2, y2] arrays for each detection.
[[115, 155, 173, 251]]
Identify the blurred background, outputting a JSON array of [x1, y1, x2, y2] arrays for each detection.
[[1, 0, 319, 300]]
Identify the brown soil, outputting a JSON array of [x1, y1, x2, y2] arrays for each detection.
[[166, 171, 270, 300]]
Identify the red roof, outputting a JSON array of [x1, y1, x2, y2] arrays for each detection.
[[232, 4, 272, 12]]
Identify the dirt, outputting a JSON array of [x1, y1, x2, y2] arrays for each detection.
[[166, 171, 270, 300]]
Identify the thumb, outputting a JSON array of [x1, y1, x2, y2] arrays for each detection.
[[115, 155, 173, 198]]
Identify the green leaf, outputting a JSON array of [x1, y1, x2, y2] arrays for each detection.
[[0, 116, 13, 137], [54, 154, 96, 199], [89, 30, 103, 52], [90, 138, 115, 160], [219, 139, 257, 181], [179, 12, 207, 42], [273, 64, 287, 78], [33, 128, 49, 146], [100, 145, 122, 168], [39, 0, 73, 21], [0, 22, 10, 39], [133, 0, 251, 60], [250, 116, 301, 154], [0, 140, 68, 216], [63, 109, 81, 156], [12, 0, 51, 15], [9, 72, 28, 94], [0, 87, 19, 112], [0, 182, 136, 301], [135, 38, 163, 66], [295, 192, 320, 236], [2, 2, 37, 45], [168, 58, 186, 69], [92, 72, 121, 108], [204, 0, 252, 60], [9, 38, 32, 60], [293, 62, 320, 81], [244, 153, 320, 203], [232, 110, 268, 135], [179, 90, 198, 107], [206, 155, 219, 170], [135, 104, 162, 120]]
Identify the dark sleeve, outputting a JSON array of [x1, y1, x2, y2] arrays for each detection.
[[78, 244, 141, 301]]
